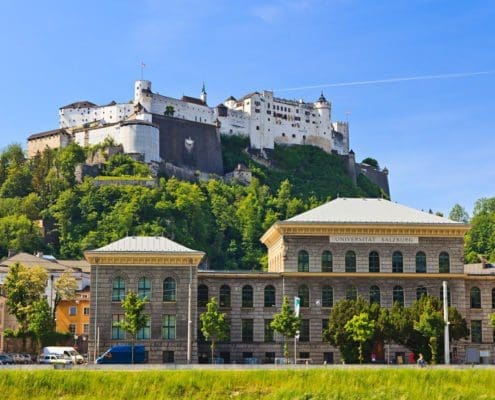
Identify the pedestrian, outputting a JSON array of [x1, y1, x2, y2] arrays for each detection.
[[417, 353, 425, 368]]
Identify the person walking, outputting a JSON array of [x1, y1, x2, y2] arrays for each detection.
[[417, 353, 425, 368]]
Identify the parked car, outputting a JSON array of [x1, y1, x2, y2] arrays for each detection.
[[11, 353, 25, 364], [22, 354, 33, 364], [0, 354, 15, 365], [38, 354, 72, 365]]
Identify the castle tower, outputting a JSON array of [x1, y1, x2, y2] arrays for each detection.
[[200, 82, 207, 105], [134, 80, 152, 112]]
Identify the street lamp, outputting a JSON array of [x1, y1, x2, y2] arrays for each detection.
[[294, 330, 300, 365]]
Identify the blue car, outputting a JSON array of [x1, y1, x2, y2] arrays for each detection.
[[96, 345, 146, 364]]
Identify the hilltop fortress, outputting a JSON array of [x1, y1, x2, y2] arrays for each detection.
[[27, 80, 388, 194]]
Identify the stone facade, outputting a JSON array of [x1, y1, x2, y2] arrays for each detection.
[[86, 200, 495, 364]]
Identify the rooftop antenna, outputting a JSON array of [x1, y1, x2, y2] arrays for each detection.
[[140, 61, 146, 80]]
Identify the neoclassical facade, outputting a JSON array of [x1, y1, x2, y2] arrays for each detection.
[[86, 198, 495, 364]]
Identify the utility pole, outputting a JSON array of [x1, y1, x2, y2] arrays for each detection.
[[187, 264, 192, 364], [443, 281, 450, 364]]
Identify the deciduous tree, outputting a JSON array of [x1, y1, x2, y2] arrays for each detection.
[[270, 296, 300, 361], [200, 297, 229, 363]]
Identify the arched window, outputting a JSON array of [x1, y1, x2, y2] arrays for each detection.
[[439, 252, 450, 273], [345, 251, 356, 272], [369, 251, 380, 273], [138, 277, 151, 301], [197, 284, 208, 307], [242, 285, 253, 308], [163, 278, 176, 302], [392, 251, 403, 273], [322, 285, 333, 308], [298, 284, 309, 307], [321, 251, 333, 272], [470, 287, 481, 309], [298, 250, 309, 272], [345, 285, 357, 300], [112, 277, 126, 302], [393, 286, 404, 307], [492, 288, 495, 309], [416, 252, 427, 273], [219, 285, 231, 307], [440, 286, 451, 307], [416, 286, 427, 300], [369, 286, 381, 305], [264, 285, 276, 307]]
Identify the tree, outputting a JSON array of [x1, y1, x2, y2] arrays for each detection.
[[324, 297, 369, 363], [490, 314, 495, 330], [164, 105, 175, 117], [4, 263, 48, 349], [345, 312, 375, 364], [361, 157, 379, 168], [270, 296, 300, 361], [449, 204, 469, 223], [28, 298, 54, 352], [116, 290, 149, 364], [413, 299, 444, 364], [200, 297, 229, 363], [53, 271, 78, 320]]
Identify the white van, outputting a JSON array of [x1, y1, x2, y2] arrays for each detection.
[[41, 347, 84, 364]]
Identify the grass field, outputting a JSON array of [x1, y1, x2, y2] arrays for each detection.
[[1, 368, 494, 399]]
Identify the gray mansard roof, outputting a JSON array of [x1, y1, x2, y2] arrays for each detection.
[[286, 198, 463, 225], [91, 236, 203, 254]]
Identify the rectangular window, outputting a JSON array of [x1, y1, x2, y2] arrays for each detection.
[[137, 316, 151, 340], [162, 351, 174, 363], [68, 324, 76, 334], [162, 315, 176, 340], [83, 307, 90, 315], [299, 319, 310, 342], [242, 319, 254, 343], [112, 314, 125, 340], [264, 319, 274, 342], [69, 306, 77, 316], [471, 320, 482, 343], [83, 324, 89, 335]]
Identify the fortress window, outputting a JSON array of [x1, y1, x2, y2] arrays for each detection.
[[220, 285, 231, 307], [439, 252, 450, 273], [282, 133, 286, 137], [298, 250, 309, 272], [416, 252, 427, 273], [369, 251, 380, 273], [392, 251, 403, 273], [345, 251, 356, 272], [393, 286, 404, 307], [292, 134, 296, 138], [256, 126, 260, 130], [369, 286, 381, 305], [470, 287, 481, 308]]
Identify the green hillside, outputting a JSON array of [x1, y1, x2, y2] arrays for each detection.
[[0, 140, 383, 270], [221, 135, 384, 200]]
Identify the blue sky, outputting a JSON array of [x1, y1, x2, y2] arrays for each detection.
[[0, 0, 494, 216]]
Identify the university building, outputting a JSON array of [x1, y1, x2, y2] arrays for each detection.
[[85, 198, 495, 364]]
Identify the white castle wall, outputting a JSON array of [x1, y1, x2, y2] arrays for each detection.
[[59, 104, 134, 128], [73, 122, 159, 163]]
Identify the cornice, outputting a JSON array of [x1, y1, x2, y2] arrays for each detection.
[[84, 251, 204, 267], [261, 222, 469, 248], [279, 272, 467, 279]]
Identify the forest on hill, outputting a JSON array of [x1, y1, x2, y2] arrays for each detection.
[[0, 140, 492, 269]]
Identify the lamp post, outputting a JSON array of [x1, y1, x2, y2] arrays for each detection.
[[294, 330, 300, 365]]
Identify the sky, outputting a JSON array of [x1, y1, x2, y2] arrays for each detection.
[[0, 0, 493, 216]]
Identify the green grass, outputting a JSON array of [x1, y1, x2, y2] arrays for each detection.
[[1, 368, 494, 399]]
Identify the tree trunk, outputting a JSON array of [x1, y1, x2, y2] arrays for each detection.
[[131, 337, 135, 364], [211, 340, 215, 364]]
